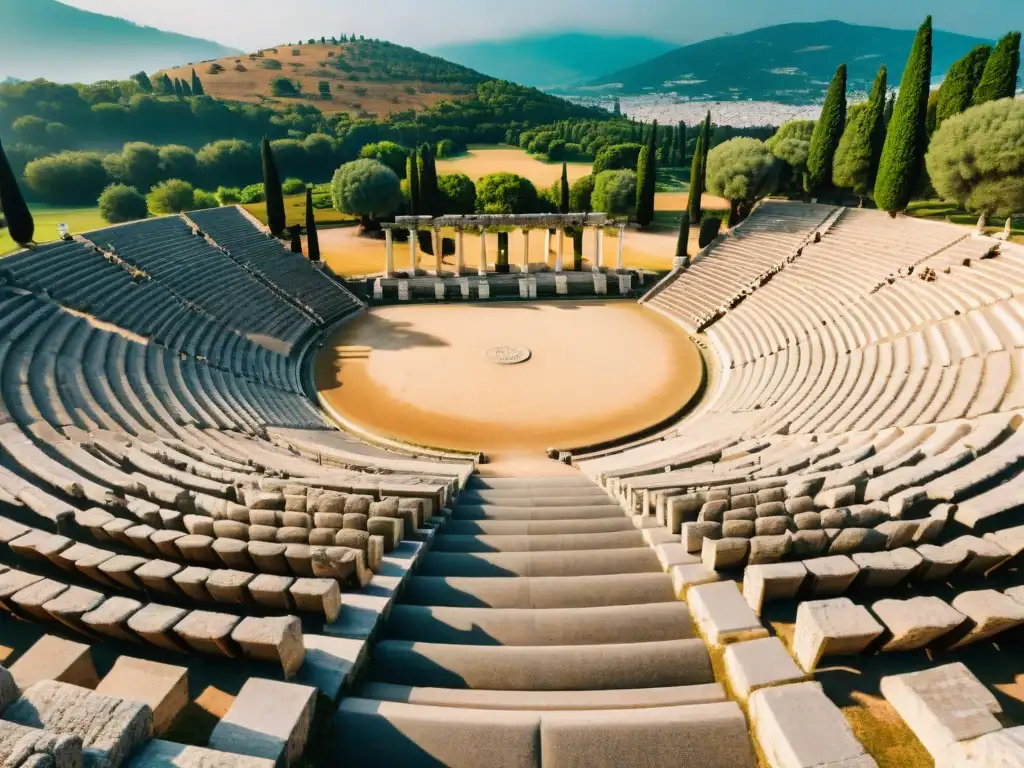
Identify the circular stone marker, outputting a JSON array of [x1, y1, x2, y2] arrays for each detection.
[[484, 345, 532, 365]]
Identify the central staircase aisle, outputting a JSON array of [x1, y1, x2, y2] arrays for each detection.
[[333, 473, 756, 767]]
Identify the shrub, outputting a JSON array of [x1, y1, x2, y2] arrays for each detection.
[[270, 77, 301, 97], [216, 186, 242, 205], [196, 139, 259, 188], [591, 169, 637, 217], [234, 63, 247, 72], [98, 184, 148, 223], [192, 189, 219, 210], [331, 158, 402, 228], [569, 174, 595, 212], [147, 179, 195, 214], [239, 183, 265, 204], [359, 141, 407, 177], [593, 143, 643, 174], [261, 59, 283, 70], [208, 62, 225, 74], [546, 140, 566, 162], [436, 139, 457, 158], [282, 177, 307, 195], [698, 217, 722, 248], [437, 173, 476, 214]]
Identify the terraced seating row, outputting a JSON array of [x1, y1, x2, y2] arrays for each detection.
[[187, 206, 363, 325], [84, 216, 315, 346]]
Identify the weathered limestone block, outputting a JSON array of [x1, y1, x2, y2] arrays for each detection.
[[284, 545, 315, 577], [247, 541, 290, 575], [880, 663, 1002, 760], [366, 517, 403, 552], [749, 682, 878, 768], [851, 548, 923, 589], [847, 505, 889, 528], [754, 517, 791, 537], [730, 493, 756, 510], [42, 586, 105, 636], [4, 680, 152, 768], [8, 635, 98, 691], [667, 495, 704, 532], [368, 536, 384, 572], [742, 562, 807, 615], [247, 575, 296, 612], [149, 530, 186, 560], [872, 597, 966, 652], [172, 566, 212, 603], [175, 535, 218, 567], [688, 581, 768, 646], [129, 739, 276, 767], [123, 525, 158, 556], [829, 528, 888, 556], [245, 490, 285, 511], [206, 570, 255, 605], [182, 515, 215, 537], [0, 665, 16, 711], [310, 546, 357, 581], [11, 579, 69, 622], [724, 637, 807, 699], [346, 496, 373, 516], [723, 508, 756, 523], [947, 590, 1024, 649], [173, 610, 241, 657], [951, 725, 1024, 767], [0, 719, 83, 768], [756, 488, 786, 505], [785, 496, 816, 516], [276, 527, 309, 545], [793, 512, 821, 531], [655, 543, 701, 571], [127, 604, 189, 653], [793, 597, 884, 672], [281, 512, 312, 530], [335, 529, 370, 552], [284, 496, 307, 514], [308, 529, 335, 546], [208, 679, 316, 767], [290, 578, 342, 622], [874, 520, 920, 550], [133, 559, 183, 597], [96, 657, 188, 736], [702, 537, 749, 571], [314, 512, 345, 530], [698, 500, 729, 523], [722, 520, 755, 538], [316, 493, 346, 516], [913, 544, 965, 582], [212, 520, 249, 541], [342, 513, 368, 531], [81, 596, 143, 643], [747, 534, 792, 565], [212, 538, 254, 570], [818, 509, 847, 529], [790, 530, 829, 559], [681, 522, 721, 553], [945, 536, 1009, 575], [670, 564, 721, 597], [813, 485, 857, 509], [231, 616, 306, 679]]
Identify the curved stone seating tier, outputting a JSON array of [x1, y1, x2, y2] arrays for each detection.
[[83, 217, 314, 345], [187, 207, 363, 326]]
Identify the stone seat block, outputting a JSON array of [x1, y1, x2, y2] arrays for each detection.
[[801, 555, 859, 597], [42, 586, 106, 635], [872, 597, 966, 652], [793, 597, 884, 672], [946, 589, 1024, 650], [681, 522, 721, 553], [688, 580, 768, 646], [0, 569, 45, 610], [231, 616, 306, 679], [172, 566, 211, 602], [8, 635, 99, 691], [126, 603, 190, 653], [723, 637, 807, 700], [289, 578, 342, 622], [701, 537, 749, 571], [0, 719, 83, 768], [10, 579, 69, 622], [946, 535, 1010, 575], [175, 534, 218, 566], [913, 544, 965, 582], [248, 574, 296, 612], [205, 569, 255, 605], [133, 560, 183, 597], [208, 678, 316, 767], [129, 739, 275, 767], [742, 562, 807, 615], [655, 543, 700, 570], [670, 563, 721, 597], [212, 538, 254, 570], [851, 548, 923, 589], [173, 610, 241, 657], [96, 657, 188, 736], [749, 682, 877, 767], [246, 541, 290, 575], [81, 596, 143, 643], [97, 555, 148, 591]]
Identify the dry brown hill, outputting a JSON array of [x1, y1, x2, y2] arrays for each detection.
[[158, 38, 489, 118]]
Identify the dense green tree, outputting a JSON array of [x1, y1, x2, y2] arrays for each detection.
[[239, 183, 264, 204], [289, 225, 303, 254], [24, 151, 109, 205], [612, 97, 621, 118], [635, 120, 658, 227], [158, 145, 199, 185], [806, 64, 847, 197], [926, 90, 940, 136], [767, 119, 815, 194], [0, 138, 33, 245], [107, 142, 163, 192], [97, 183, 147, 224], [592, 143, 643, 174], [261, 137, 286, 237], [406, 152, 421, 214], [675, 211, 690, 259], [570, 175, 595, 212], [560, 162, 570, 214], [592, 170, 637, 217], [191, 69, 206, 97], [973, 32, 1022, 106], [173, 79, 184, 99], [935, 46, 991, 125], [132, 72, 153, 93], [475, 173, 539, 214], [883, 92, 896, 128], [147, 179, 195, 214], [874, 16, 933, 212], [436, 139, 457, 158], [359, 141, 406, 177], [418, 143, 442, 216], [331, 158, 402, 230], [926, 99, 1024, 219], [305, 187, 320, 261], [687, 132, 705, 223], [196, 140, 258, 188], [282, 178, 306, 195], [833, 65, 888, 202], [216, 186, 242, 205], [437, 173, 476, 214], [676, 121, 687, 165], [698, 217, 722, 248], [705, 138, 779, 223], [192, 189, 218, 209]]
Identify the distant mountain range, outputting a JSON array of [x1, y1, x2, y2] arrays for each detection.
[[579, 21, 1006, 103], [431, 33, 679, 89], [0, 0, 239, 83]]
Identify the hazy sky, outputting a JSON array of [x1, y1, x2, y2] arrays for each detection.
[[62, 0, 1021, 48]]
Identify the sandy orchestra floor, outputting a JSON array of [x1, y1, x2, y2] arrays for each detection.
[[316, 302, 704, 455]]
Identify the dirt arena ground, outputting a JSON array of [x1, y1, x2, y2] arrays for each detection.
[[315, 302, 704, 457]]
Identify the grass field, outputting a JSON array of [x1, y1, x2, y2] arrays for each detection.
[[0, 206, 108, 257], [243, 193, 357, 229]]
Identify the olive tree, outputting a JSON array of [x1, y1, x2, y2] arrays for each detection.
[[331, 158, 402, 230], [591, 170, 637, 217], [475, 173, 539, 214], [766, 120, 814, 195], [437, 173, 476, 215], [926, 98, 1024, 221], [705, 138, 779, 224]]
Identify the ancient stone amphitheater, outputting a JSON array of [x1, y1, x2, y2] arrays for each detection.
[[0, 200, 1022, 767]]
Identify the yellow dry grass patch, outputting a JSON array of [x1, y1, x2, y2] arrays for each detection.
[[436, 146, 593, 188], [159, 43, 472, 117]]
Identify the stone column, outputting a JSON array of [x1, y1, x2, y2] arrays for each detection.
[[522, 229, 530, 273], [544, 229, 552, 267], [555, 227, 564, 273], [592, 227, 602, 272], [409, 227, 417, 274], [433, 228, 442, 276], [384, 228, 395, 277], [617, 224, 626, 271], [478, 230, 488, 276], [456, 227, 464, 274]]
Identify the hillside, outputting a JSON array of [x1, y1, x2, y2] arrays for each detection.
[[159, 39, 490, 118], [0, 0, 238, 83], [431, 33, 678, 89], [583, 21, 1000, 102]]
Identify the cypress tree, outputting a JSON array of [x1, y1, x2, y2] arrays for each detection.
[[157, 73, 174, 95], [559, 162, 570, 214], [191, 68, 205, 96], [0, 137, 34, 246], [675, 212, 690, 259], [180, 79, 192, 97], [935, 45, 991, 124], [833, 65, 888, 203], [261, 137, 286, 237], [874, 16, 932, 213], [925, 90, 939, 136], [289, 225, 302, 254], [665, 130, 675, 167], [973, 31, 1022, 105], [692, 111, 713, 222], [407, 152, 421, 215], [635, 120, 658, 227], [305, 188, 320, 262], [687, 132, 705, 224], [173, 78, 184, 99], [613, 97, 621, 118], [676, 121, 686, 165], [419, 143, 441, 216], [806, 64, 847, 197], [883, 92, 895, 128]]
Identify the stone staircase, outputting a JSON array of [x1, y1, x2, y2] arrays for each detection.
[[332, 473, 756, 767]]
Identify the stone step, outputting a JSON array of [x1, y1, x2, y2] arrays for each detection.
[[443, 517, 636, 535], [383, 602, 693, 646], [456, 491, 616, 507], [465, 476, 598, 490], [401, 573, 676, 609], [369, 638, 714, 690], [416, 547, 661, 577], [452, 504, 624, 520], [430, 529, 645, 553], [359, 681, 728, 710]]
